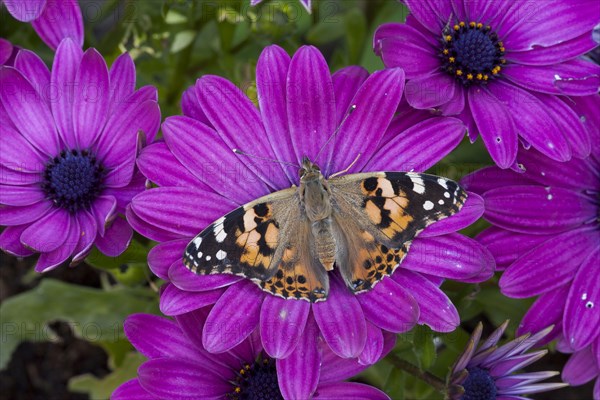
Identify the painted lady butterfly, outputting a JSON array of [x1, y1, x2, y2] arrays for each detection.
[[184, 157, 467, 302]]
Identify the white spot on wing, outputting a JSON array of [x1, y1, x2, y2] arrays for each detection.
[[215, 229, 227, 243], [407, 172, 425, 194], [216, 250, 227, 260], [205, 255, 211, 261], [197, 251, 203, 258], [193, 237, 202, 248], [438, 199, 444, 205], [437, 178, 448, 190], [444, 192, 450, 198], [423, 201, 434, 210]]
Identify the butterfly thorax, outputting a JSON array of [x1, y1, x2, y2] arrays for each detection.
[[298, 157, 336, 271]]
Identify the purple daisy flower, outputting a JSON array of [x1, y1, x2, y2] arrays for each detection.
[[112, 310, 394, 399], [448, 321, 567, 400], [0, 38, 161, 271], [463, 94, 600, 396], [562, 340, 600, 399], [250, 0, 312, 13], [374, 0, 600, 169], [127, 43, 493, 395], [2, 0, 83, 50]]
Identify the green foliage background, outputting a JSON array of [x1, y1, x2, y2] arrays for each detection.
[[0, 1, 578, 399]]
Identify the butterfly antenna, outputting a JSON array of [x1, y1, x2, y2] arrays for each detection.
[[232, 149, 300, 168], [314, 104, 357, 163], [329, 153, 362, 178]]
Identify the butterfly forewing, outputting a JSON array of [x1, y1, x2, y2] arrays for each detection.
[[183, 188, 329, 301], [329, 172, 467, 293]]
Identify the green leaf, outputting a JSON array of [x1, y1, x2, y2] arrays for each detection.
[[165, 9, 187, 24], [171, 30, 197, 53], [413, 325, 437, 370], [85, 239, 149, 270], [69, 351, 145, 399], [0, 279, 158, 368], [344, 8, 367, 64]]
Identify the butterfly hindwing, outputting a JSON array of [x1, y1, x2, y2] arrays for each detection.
[[330, 172, 467, 293], [183, 188, 329, 301]]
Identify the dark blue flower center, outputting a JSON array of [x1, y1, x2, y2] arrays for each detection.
[[228, 356, 283, 400], [440, 21, 505, 87], [42, 149, 105, 213], [461, 367, 497, 400]]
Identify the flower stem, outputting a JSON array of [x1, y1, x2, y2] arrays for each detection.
[[385, 353, 447, 393]]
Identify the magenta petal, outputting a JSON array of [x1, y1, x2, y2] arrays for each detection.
[[562, 346, 599, 386], [180, 86, 209, 125], [34, 217, 79, 272], [130, 187, 236, 237], [95, 217, 132, 257], [72, 209, 97, 263], [537, 93, 590, 159], [404, 0, 450, 34], [366, 116, 465, 172], [286, 46, 336, 172], [476, 227, 553, 271], [402, 234, 487, 280], [98, 100, 160, 169], [126, 205, 180, 243], [260, 295, 310, 358], [0, 224, 34, 257], [138, 358, 230, 399], [20, 208, 70, 252], [517, 286, 568, 342], [0, 185, 45, 206], [50, 38, 83, 149], [0, 67, 60, 156], [506, 34, 598, 66], [147, 239, 188, 280], [504, 60, 600, 96], [4, 0, 45, 21], [421, 192, 484, 237], [0, 39, 12, 65], [195, 75, 288, 189], [358, 276, 419, 333], [468, 87, 517, 169], [314, 382, 390, 400], [136, 142, 204, 189], [332, 66, 369, 125], [332, 68, 404, 174], [276, 316, 321, 400], [72, 48, 110, 149], [314, 276, 367, 358], [14, 50, 50, 103], [91, 195, 117, 236], [108, 52, 136, 113], [461, 166, 536, 195], [160, 283, 224, 316], [103, 172, 146, 214], [405, 72, 456, 109], [0, 200, 52, 226], [203, 280, 264, 353], [564, 248, 600, 351], [169, 262, 242, 292], [500, 228, 599, 298], [31, 0, 83, 50], [489, 80, 571, 162], [112, 379, 155, 400], [358, 322, 384, 365], [502, 1, 600, 51], [124, 314, 205, 360], [392, 270, 459, 332], [0, 166, 42, 186], [483, 186, 596, 234], [0, 125, 46, 171], [439, 83, 465, 115], [376, 32, 439, 78], [162, 116, 270, 203], [256, 45, 296, 184]]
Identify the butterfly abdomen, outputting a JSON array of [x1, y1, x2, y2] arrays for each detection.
[[311, 219, 336, 271]]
